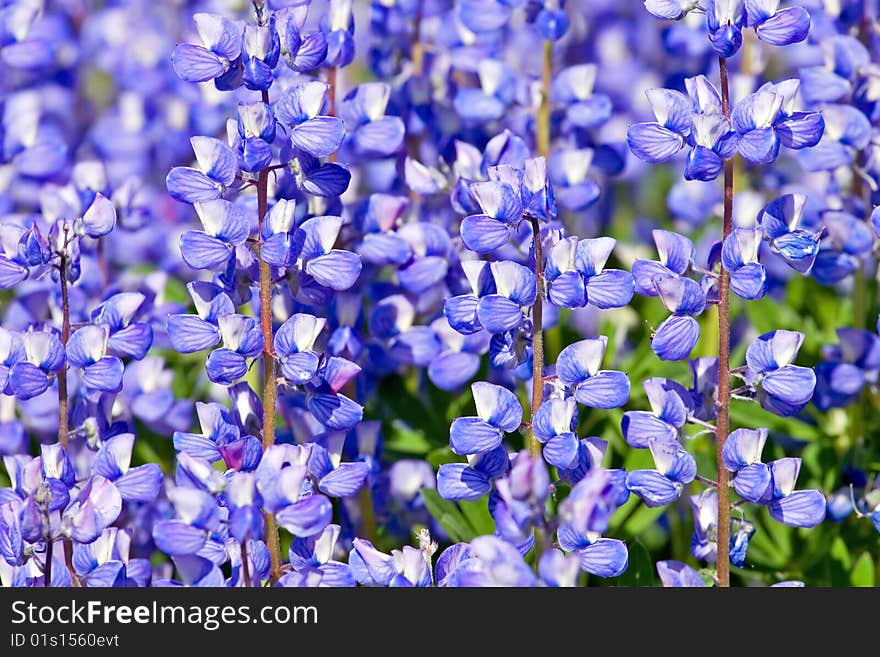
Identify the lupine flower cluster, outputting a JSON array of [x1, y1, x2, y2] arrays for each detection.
[[0, 0, 877, 589]]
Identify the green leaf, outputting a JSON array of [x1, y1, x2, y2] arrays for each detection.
[[459, 498, 495, 537], [829, 536, 851, 570], [617, 540, 657, 587], [824, 536, 854, 586], [426, 447, 459, 469], [420, 488, 474, 543], [384, 423, 433, 455], [850, 552, 875, 587]]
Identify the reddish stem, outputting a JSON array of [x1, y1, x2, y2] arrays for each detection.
[[716, 56, 734, 588], [258, 88, 282, 584], [527, 216, 544, 458]]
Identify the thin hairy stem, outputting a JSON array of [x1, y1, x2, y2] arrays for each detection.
[[527, 216, 544, 458], [57, 246, 81, 586], [257, 88, 282, 583], [716, 55, 734, 588], [241, 540, 252, 587], [58, 252, 71, 450], [412, 0, 425, 76], [536, 40, 552, 159], [44, 538, 53, 587]]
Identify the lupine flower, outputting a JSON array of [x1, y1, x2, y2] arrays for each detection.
[[745, 330, 816, 415], [627, 89, 696, 168], [60, 476, 122, 544], [282, 524, 354, 587], [167, 282, 235, 354], [657, 560, 707, 587], [799, 35, 869, 105], [490, 451, 549, 545], [732, 80, 824, 164], [814, 326, 880, 410], [449, 382, 522, 456], [91, 293, 154, 360], [338, 82, 405, 157], [152, 485, 224, 558], [66, 325, 124, 394], [538, 550, 581, 587], [706, 0, 747, 56], [650, 276, 706, 361], [203, 315, 263, 386], [626, 438, 697, 506], [454, 60, 516, 122], [225, 472, 263, 546], [295, 215, 362, 292], [242, 17, 281, 91], [236, 101, 277, 173], [435, 535, 538, 587], [690, 489, 718, 562], [166, 137, 238, 204], [324, 0, 355, 67], [532, 397, 580, 469], [274, 313, 325, 385], [276, 81, 345, 159], [276, 5, 328, 73], [72, 528, 151, 588], [545, 237, 635, 309], [171, 14, 243, 88], [622, 378, 693, 448], [475, 261, 536, 335], [556, 524, 629, 578], [551, 64, 613, 130], [173, 402, 262, 472], [556, 338, 630, 408], [548, 149, 601, 211], [762, 458, 826, 527], [153, 556, 224, 588], [305, 356, 363, 431], [632, 230, 695, 296], [558, 468, 625, 537], [700, 0, 810, 56], [92, 434, 162, 503], [309, 438, 370, 498], [758, 193, 820, 274], [459, 179, 524, 254], [437, 447, 510, 501], [722, 227, 767, 300], [799, 104, 871, 172], [812, 210, 874, 285], [427, 318, 487, 391], [188, 211, 259, 285], [9, 330, 65, 400]]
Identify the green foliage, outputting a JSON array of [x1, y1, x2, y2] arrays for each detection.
[[420, 488, 489, 543]]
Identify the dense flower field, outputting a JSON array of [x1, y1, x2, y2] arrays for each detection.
[[0, 0, 878, 588]]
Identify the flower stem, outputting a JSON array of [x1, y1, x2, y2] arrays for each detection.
[[56, 248, 80, 584], [257, 90, 282, 584], [412, 0, 425, 77], [536, 40, 552, 159], [359, 485, 378, 543], [716, 55, 734, 588], [58, 252, 70, 451], [528, 216, 544, 458], [241, 540, 252, 587], [526, 36, 552, 458], [43, 537, 53, 587]]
